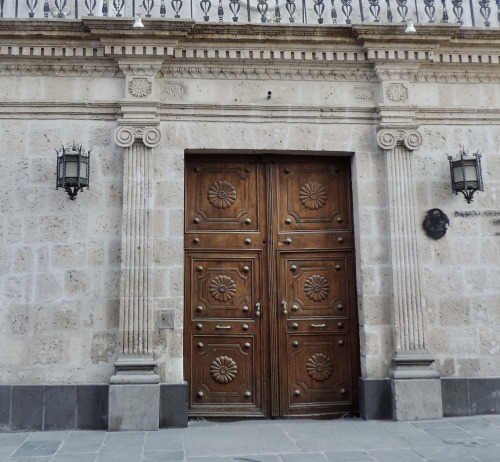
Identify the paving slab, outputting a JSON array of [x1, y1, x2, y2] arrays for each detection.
[[0, 416, 500, 461], [183, 423, 298, 457]]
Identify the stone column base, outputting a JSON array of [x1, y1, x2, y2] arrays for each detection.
[[109, 384, 160, 431], [392, 378, 443, 421]]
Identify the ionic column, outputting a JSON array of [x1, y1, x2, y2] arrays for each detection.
[[109, 123, 162, 430], [377, 128, 442, 420]]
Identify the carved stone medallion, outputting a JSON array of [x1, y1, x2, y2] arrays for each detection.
[[129, 78, 152, 98], [211, 356, 238, 384], [386, 83, 408, 102]]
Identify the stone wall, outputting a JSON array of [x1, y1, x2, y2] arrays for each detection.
[[0, 118, 122, 384], [1, 20, 500, 391], [415, 124, 500, 379]]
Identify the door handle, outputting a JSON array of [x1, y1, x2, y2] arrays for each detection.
[[255, 302, 262, 318], [281, 299, 288, 315]]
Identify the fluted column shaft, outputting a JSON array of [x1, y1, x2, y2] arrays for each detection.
[[386, 143, 425, 351], [113, 125, 161, 368], [377, 129, 437, 378], [121, 142, 153, 354]]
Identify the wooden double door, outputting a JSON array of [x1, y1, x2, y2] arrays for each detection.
[[184, 154, 359, 418]]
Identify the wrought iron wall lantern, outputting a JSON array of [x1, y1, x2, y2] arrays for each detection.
[[56, 144, 90, 200], [448, 149, 483, 203]]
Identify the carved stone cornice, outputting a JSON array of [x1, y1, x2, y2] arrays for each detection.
[[118, 59, 163, 77], [377, 128, 422, 151], [159, 65, 377, 82], [0, 64, 119, 77], [114, 123, 162, 148]]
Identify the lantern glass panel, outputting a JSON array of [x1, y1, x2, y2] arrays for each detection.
[[453, 164, 477, 184], [65, 159, 79, 178], [81, 161, 88, 179]]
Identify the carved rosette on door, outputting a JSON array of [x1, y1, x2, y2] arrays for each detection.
[[184, 155, 359, 418]]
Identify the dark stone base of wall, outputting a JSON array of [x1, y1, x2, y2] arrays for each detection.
[[442, 378, 500, 417], [0, 383, 188, 431], [1, 379, 499, 429], [359, 378, 393, 420], [359, 377, 500, 420], [0, 385, 108, 431]]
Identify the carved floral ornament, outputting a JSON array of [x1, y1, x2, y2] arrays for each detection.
[[211, 356, 238, 384], [114, 125, 162, 148], [307, 353, 333, 381], [377, 129, 422, 151], [129, 78, 152, 98], [299, 182, 327, 210], [209, 275, 237, 302], [385, 83, 409, 102], [304, 275, 330, 302], [208, 180, 237, 209]]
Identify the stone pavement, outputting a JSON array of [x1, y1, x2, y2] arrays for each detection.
[[1, 416, 500, 462]]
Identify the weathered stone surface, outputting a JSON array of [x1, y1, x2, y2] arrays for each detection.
[[392, 379, 443, 421], [108, 384, 160, 431]]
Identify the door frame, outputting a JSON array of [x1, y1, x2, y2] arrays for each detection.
[[183, 151, 361, 418]]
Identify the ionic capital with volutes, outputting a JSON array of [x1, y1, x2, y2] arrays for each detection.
[[377, 128, 422, 151], [114, 123, 162, 148]]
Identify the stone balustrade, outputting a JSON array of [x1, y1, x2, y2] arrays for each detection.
[[2, 0, 499, 27]]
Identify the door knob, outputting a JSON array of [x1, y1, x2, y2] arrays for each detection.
[[284, 238, 292, 245], [281, 299, 288, 315]]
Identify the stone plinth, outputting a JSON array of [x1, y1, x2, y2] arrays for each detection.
[[108, 384, 160, 431], [392, 379, 443, 421]]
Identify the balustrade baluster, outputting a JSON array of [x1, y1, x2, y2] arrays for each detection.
[[497, 0, 500, 23], [26, 0, 39, 17], [171, 0, 182, 17], [314, 0, 325, 22], [286, 0, 296, 21], [0, 0, 4, 18], [331, 0, 337, 22], [423, 0, 435, 21], [102, 0, 108, 15], [160, 0, 166, 16], [479, 0, 491, 24], [396, 0, 408, 19], [113, 0, 124, 16], [200, 0, 211, 21], [451, 0, 463, 21], [230, 0, 240, 21], [85, 0, 96, 15], [257, 0, 268, 22], [218, 0, 223, 21], [369, 0, 381, 20], [275, 0, 281, 22], [143, 0, 154, 16], [386, 0, 394, 20], [441, 0, 449, 21], [341, 0, 352, 22]]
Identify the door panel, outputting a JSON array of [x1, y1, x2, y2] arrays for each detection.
[[285, 335, 353, 415], [184, 155, 359, 418], [277, 161, 353, 234], [190, 336, 262, 412], [185, 160, 263, 234], [186, 253, 261, 320]]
